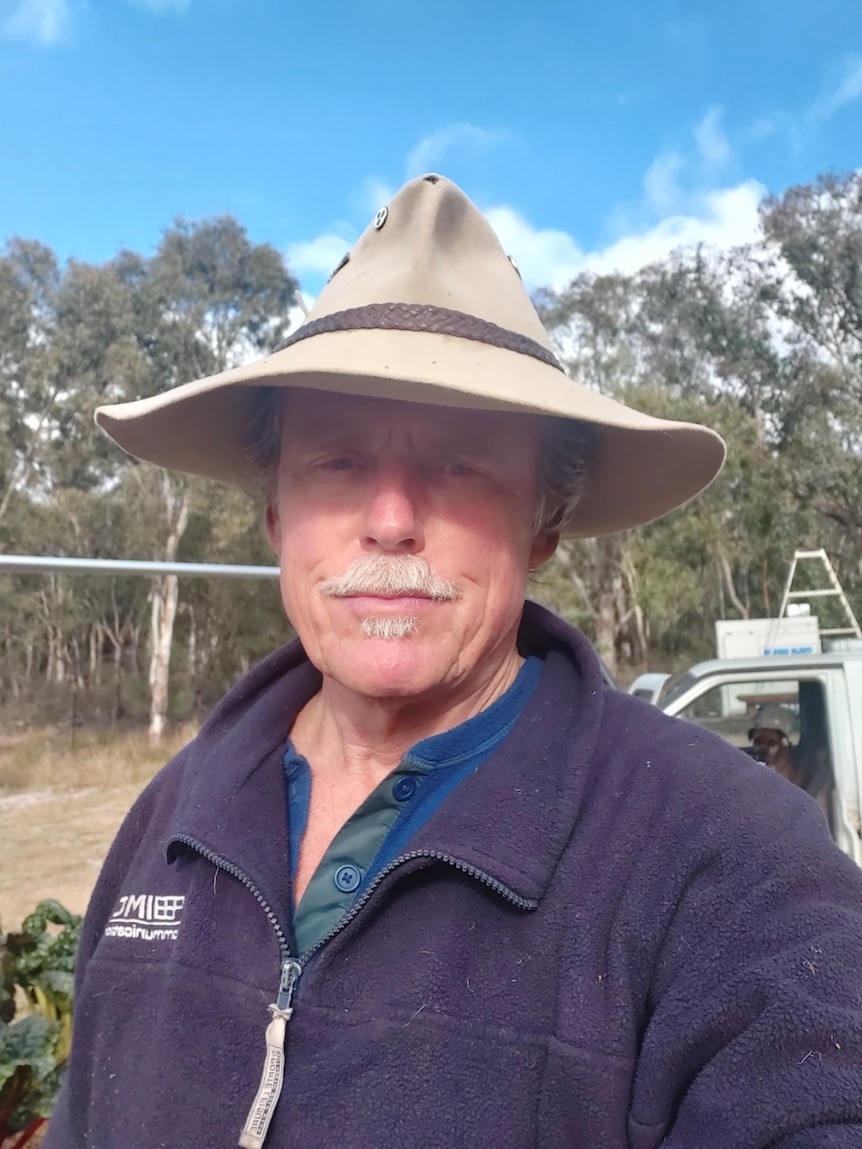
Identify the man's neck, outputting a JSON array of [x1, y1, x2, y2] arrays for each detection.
[[287, 649, 526, 906], [290, 651, 524, 788]]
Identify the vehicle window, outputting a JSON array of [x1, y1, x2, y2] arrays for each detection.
[[660, 672, 697, 709], [677, 679, 800, 747], [676, 677, 833, 808]]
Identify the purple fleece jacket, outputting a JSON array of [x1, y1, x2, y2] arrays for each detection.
[[46, 603, 862, 1148]]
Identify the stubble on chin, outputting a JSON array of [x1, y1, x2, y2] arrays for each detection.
[[360, 616, 418, 638]]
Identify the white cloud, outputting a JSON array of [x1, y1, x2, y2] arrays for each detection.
[[694, 107, 730, 168], [483, 180, 765, 291], [814, 56, 862, 118], [483, 206, 585, 291], [580, 181, 764, 278], [405, 124, 510, 178], [286, 232, 352, 281], [642, 109, 729, 219], [286, 300, 313, 332], [1, 0, 69, 44]]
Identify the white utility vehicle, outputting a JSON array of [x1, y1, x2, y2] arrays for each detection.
[[658, 644, 862, 864]]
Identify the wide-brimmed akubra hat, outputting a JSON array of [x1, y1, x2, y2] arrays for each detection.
[[96, 173, 725, 536]]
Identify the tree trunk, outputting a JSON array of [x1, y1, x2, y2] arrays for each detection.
[[586, 536, 625, 680], [594, 584, 618, 677], [148, 476, 190, 743], [47, 629, 66, 685], [149, 572, 180, 742], [717, 549, 749, 619], [186, 606, 197, 680]]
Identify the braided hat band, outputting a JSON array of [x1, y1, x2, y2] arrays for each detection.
[[276, 302, 564, 371], [94, 174, 726, 536]]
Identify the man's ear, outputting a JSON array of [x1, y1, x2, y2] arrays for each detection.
[[264, 499, 281, 553], [529, 530, 559, 570]]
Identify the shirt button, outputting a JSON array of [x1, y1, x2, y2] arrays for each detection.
[[393, 776, 417, 801], [333, 864, 361, 893]]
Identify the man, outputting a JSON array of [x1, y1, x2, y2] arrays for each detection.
[[46, 176, 862, 1148], [748, 704, 804, 786]]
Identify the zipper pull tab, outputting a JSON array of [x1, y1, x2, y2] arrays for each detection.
[[238, 960, 302, 1149]]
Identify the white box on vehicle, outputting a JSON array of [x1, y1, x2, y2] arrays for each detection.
[[715, 616, 821, 659]]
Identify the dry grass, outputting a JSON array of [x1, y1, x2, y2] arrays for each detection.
[[0, 724, 198, 932], [0, 723, 197, 795]]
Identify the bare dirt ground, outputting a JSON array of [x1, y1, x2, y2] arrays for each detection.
[[0, 726, 200, 1148], [0, 782, 148, 929], [0, 724, 196, 932]]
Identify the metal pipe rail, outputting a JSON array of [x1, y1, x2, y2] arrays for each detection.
[[0, 555, 280, 579]]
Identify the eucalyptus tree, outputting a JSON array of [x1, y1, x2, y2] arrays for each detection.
[[0, 239, 60, 520], [533, 274, 643, 675], [534, 252, 793, 674], [756, 172, 862, 595], [0, 219, 298, 737], [112, 216, 298, 740]]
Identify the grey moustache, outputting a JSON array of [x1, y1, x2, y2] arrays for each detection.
[[319, 555, 462, 601]]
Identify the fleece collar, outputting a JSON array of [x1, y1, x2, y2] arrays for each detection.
[[165, 601, 608, 913]]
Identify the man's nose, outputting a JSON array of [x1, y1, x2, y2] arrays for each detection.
[[361, 464, 424, 552]]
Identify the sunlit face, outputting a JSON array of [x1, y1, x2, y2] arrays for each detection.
[[264, 389, 557, 708]]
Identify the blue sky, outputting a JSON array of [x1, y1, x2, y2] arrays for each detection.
[[1, 0, 860, 298]]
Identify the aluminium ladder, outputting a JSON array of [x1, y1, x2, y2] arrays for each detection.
[[778, 549, 862, 641]]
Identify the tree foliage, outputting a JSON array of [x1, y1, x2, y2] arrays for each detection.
[[0, 216, 296, 729], [0, 173, 860, 720], [531, 171, 862, 676]]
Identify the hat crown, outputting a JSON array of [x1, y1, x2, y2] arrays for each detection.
[[94, 172, 727, 536], [303, 175, 553, 349]]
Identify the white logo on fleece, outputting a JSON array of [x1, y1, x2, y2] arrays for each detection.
[[104, 893, 185, 942]]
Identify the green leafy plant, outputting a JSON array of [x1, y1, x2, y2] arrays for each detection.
[[0, 900, 81, 1146]]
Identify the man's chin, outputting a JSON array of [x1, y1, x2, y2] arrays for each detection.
[[329, 646, 450, 703]]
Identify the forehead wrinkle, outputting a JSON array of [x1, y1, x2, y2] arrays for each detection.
[[282, 405, 534, 459]]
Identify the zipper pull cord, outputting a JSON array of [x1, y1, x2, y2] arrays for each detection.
[[238, 960, 302, 1149]]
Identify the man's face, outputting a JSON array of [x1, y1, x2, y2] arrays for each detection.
[[264, 389, 557, 707]]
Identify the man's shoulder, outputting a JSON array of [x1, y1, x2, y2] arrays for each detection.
[[524, 604, 817, 829], [99, 638, 315, 863], [77, 646, 313, 946], [593, 686, 835, 860]]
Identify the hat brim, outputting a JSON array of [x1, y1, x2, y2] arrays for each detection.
[[95, 327, 726, 537]]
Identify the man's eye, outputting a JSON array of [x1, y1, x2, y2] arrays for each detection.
[[322, 457, 356, 471], [445, 461, 475, 476]]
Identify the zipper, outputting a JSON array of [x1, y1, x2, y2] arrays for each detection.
[[170, 835, 296, 1149], [299, 849, 536, 966], [170, 835, 292, 962], [238, 957, 302, 1149], [172, 836, 535, 1147]]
